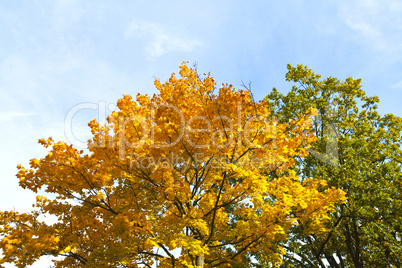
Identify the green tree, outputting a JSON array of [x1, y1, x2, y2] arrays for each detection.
[[265, 64, 402, 267]]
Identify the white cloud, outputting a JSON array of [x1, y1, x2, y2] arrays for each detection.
[[125, 20, 203, 59], [339, 0, 402, 54], [345, 20, 380, 40], [0, 112, 35, 121], [391, 81, 402, 89]]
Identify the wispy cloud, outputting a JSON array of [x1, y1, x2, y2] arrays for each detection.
[[125, 20, 203, 59], [0, 112, 35, 121], [339, 0, 402, 54], [345, 20, 380, 40], [391, 81, 402, 89]]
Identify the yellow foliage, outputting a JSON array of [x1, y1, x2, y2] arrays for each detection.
[[0, 63, 345, 268]]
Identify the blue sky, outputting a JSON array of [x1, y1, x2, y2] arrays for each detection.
[[1, 0, 402, 266]]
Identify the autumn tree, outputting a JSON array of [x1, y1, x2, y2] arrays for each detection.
[[0, 63, 345, 268], [265, 64, 402, 267]]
